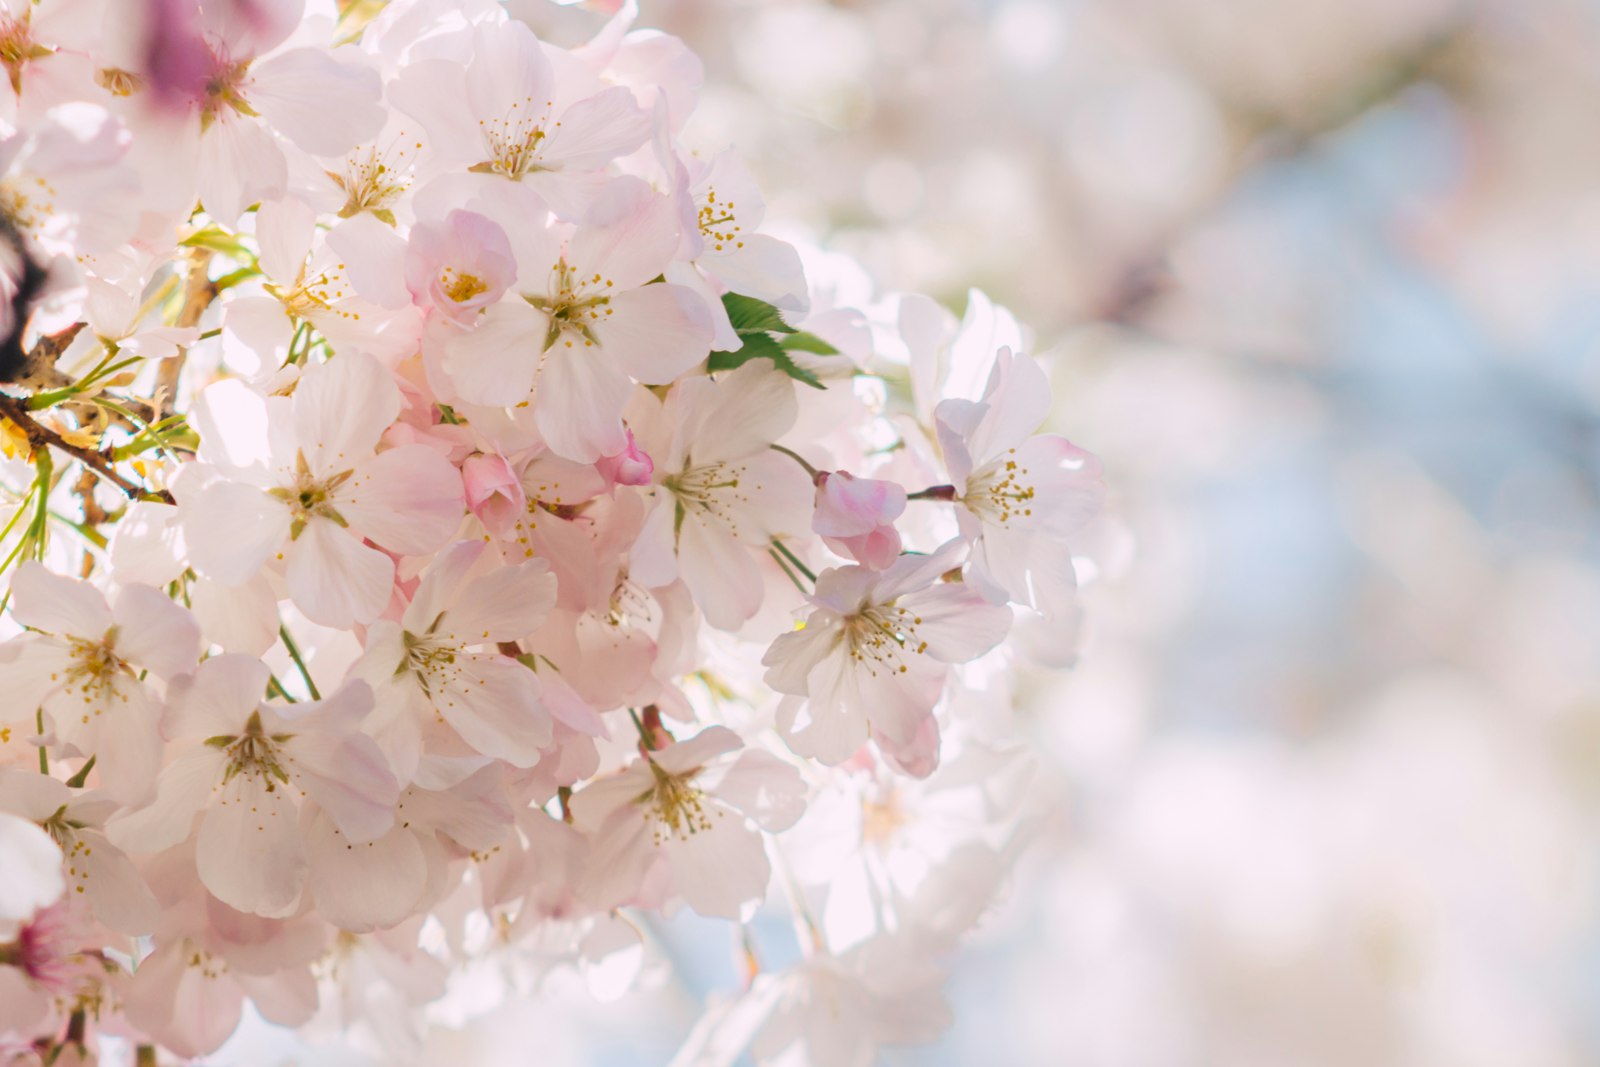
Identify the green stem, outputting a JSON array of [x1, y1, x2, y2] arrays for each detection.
[[770, 538, 816, 583], [769, 443, 821, 482], [279, 624, 321, 700], [768, 547, 808, 594], [266, 673, 298, 703]]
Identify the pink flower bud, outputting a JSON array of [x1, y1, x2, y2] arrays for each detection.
[[596, 428, 654, 488], [813, 471, 907, 569], [463, 452, 524, 538]]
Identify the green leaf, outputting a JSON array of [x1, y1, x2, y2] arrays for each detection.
[[781, 331, 838, 355], [181, 226, 253, 261], [708, 329, 785, 370], [709, 332, 824, 390], [723, 293, 796, 335], [213, 265, 262, 292]]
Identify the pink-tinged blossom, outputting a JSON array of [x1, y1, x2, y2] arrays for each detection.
[[438, 176, 714, 461], [570, 726, 804, 920], [762, 545, 1012, 772], [108, 656, 401, 919], [461, 450, 524, 538], [0, 896, 102, 1042], [0, 769, 160, 935], [0, 562, 199, 802], [388, 19, 652, 218], [352, 540, 558, 783], [139, 0, 210, 109], [179, 352, 464, 629], [934, 347, 1104, 616], [0, 0, 103, 127], [170, 1, 386, 224], [747, 940, 953, 1067], [120, 880, 327, 1059], [813, 471, 906, 570], [403, 208, 516, 324], [629, 357, 812, 630], [223, 197, 421, 376], [595, 426, 653, 488], [0, 103, 140, 260], [665, 150, 809, 351]]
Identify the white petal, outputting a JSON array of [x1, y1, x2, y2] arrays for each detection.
[[702, 749, 806, 832], [91, 684, 164, 805], [542, 86, 651, 171], [569, 177, 681, 290], [111, 584, 200, 678], [441, 298, 544, 406], [336, 445, 463, 557], [77, 830, 161, 935], [593, 283, 713, 384], [0, 811, 63, 920], [534, 345, 631, 462], [326, 214, 411, 309], [439, 654, 552, 767], [663, 814, 771, 920], [106, 748, 224, 855], [220, 296, 294, 379], [192, 377, 278, 475], [9, 561, 111, 637], [901, 584, 1012, 663], [703, 233, 810, 312], [678, 516, 762, 631], [197, 113, 287, 225], [284, 520, 394, 629], [107, 501, 186, 586], [254, 196, 316, 287], [182, 481, 291, 587], [196, 775, 307, 917], [249, 48, 385, 157], [289, 731, 398, 845], [443, 558, 556, 642], [164, 653, 271, 740], [306, 811, 425, 932], [293, 351, 402, 467], [191, 573, 279, 657]]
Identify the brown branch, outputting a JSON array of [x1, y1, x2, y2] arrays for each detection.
[[0, 391, 173, 503]]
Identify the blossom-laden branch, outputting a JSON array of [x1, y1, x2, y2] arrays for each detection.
[[0, 5, 1107, 1066]]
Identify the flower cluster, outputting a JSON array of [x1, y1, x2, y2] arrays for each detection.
[[0, 1, 1103, 1063]]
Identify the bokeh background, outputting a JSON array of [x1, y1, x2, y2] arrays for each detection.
[[613, 0, 1600, 1063], [247, 0, 1600, 1063]]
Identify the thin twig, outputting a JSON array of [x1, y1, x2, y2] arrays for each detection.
[[0, 391, 172, 503]]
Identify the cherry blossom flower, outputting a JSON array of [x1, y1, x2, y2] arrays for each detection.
[[570, 725, 804, 919], [437, 176, 714, 460], [628, 357, 812, 630], [176, 0, 387, 224], [388, 19, 652, 218], [352, 540, 558, 782], [180, 352, 464, 628], [0, 769, 159, 935], [934, 347, 1104, 616], [0, 562, 199, 802], [108, 656, 399, 919], [762, 545, 1011, 771]]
